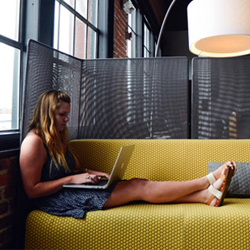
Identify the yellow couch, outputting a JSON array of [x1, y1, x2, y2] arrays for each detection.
[[25, 139, 250, 250]]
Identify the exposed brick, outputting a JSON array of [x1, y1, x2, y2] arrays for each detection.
[[0, 227, 12, 244], [0, 159, 11, 171], [4, 186, 16, 200], [0, 202, 8, 215], [113, 0, 127, 58], [0, 173, 12, 187], [0, 188, 3, 200], [0, 156, 19, 171], [0, 239, 12, 250], [0, 172, 18, 188], [0, 231, 4, 244], [0, 153, 19, 249], [0, 215, 13, 230], [9, 157, 18, 167], [8, 199, 15, 214]]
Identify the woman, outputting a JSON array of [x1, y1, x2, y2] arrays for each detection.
[[20, 90, 236, 218]]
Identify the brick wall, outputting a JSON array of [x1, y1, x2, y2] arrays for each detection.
[[113, 0, 128, 58], [0, 152, 19, 249]]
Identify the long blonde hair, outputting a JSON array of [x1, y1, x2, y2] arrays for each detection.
[[29, 90, 73, 172]]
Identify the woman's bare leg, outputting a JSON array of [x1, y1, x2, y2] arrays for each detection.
[[104, 177, 207, 208], [174, 167, 227, 206], [104, 162, 234, 208]]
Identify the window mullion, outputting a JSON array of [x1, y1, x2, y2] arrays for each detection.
[[57, 0, 98, 32], [0, 35, 22, 50], [73, 15, 76, 56], [58, 3, 61, 50], [19, 0, 24, 43]]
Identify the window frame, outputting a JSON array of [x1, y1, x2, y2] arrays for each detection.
[[0, 0, 25, 149], [53, 0, 100, 59], [126, 4, 156, 58]]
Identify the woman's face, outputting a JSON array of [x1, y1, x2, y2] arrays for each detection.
[[54, 101, 70, 132]]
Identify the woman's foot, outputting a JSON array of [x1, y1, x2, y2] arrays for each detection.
[[206, 166, 234, 207], [206, 161, 236, 187]]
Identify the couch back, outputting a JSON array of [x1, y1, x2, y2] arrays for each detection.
[[69, 139, 250, 181]]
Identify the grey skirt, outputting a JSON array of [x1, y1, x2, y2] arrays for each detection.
[[33, 183, 117, 219]]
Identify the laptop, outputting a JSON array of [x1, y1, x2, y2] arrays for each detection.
[[63, 145, 135, 189]]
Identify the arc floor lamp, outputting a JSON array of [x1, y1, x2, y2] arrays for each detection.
[[155, 0, 250, 58]]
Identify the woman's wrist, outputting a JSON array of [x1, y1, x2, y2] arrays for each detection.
[[64, 175, 75, 185]]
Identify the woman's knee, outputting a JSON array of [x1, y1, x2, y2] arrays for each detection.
[[116, 178, 148, 196], [104, 178, 148, 208], [128, 178, 148, 187], [126, 178, 149, 196]]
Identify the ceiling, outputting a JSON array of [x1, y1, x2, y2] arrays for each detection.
[[149, 0, 193, 31]]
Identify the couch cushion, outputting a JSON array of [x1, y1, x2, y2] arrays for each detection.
[[25, 199, 250, 250], [208, 162, 250, 198]]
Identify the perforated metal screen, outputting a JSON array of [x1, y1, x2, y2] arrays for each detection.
[[192, 57, 250, 139], [22, 40, 189, 140]]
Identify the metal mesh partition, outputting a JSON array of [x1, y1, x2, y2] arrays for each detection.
[[192, 57, 250, 139], [80, 58, 189, 139], [22, 40, 189, 140], [22, 40, 82, 140]]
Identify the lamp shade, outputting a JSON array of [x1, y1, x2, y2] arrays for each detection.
[[187, 0, 250, 57]]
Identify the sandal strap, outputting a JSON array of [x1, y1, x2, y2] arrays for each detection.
[[206, 173, 216, 185], [208, 185, 222, 199]]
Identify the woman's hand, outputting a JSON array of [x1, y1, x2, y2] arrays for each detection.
[[70, 169, 110, 185], [86, 169, 110, 179], [69, 171, 109, 185], [86, 170, 110, 184]]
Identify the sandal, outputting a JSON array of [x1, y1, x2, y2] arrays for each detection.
[[206, 161, 237, 185], [231, 160, 237, 176], [206, 172, 216, 185], [207, 166, 234, 207]]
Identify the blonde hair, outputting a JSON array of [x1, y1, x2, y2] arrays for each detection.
[[29, 90, 74, 172]]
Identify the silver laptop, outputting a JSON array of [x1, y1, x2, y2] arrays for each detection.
[[63, 145, 135, 189]]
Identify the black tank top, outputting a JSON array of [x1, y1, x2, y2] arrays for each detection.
[[40, 143, 75, 181]]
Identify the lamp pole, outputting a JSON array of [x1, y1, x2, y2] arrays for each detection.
[[155, 0, 177, 57]]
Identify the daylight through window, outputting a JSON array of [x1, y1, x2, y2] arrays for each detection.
[[0, 0, 21, 131]]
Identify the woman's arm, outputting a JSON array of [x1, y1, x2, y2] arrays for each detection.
[[20, 133, 109, 199]]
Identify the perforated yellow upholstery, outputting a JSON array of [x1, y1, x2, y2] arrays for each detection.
[[25, 139, 250, 249]]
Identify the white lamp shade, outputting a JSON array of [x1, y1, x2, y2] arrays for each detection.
[[187, 0, 250, 57]]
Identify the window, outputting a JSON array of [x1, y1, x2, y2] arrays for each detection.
[[54, 0, 98, 59], [0, 0, 23, 131], [143, 24, 154, 57], [127, 9, 137, 58], [126, 6, 155, 58]]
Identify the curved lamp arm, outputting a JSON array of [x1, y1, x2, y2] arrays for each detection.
[[155, 0, 177, 57]]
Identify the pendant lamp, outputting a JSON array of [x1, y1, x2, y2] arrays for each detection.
[[187, 0, 250, 57]]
